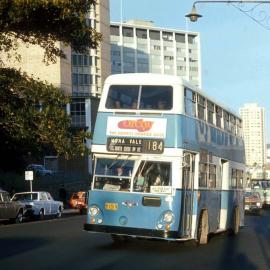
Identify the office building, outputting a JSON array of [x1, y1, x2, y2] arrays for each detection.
[[110, 20, 201, 87], [240, 103, 267, 167]]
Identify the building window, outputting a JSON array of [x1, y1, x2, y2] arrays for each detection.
[[188, 35, 196, 44], [197, 94, 206, 120], [123, 27, 133, 37], [175, 33, 185, 43], [72, 55, 92, 67], [149, 30, 160, 40], [162, 31, 173, 41], [207, 100, 214, 124], [136, 28, 147, 39], [71, 98, 86, 127], [184, 88, 196, 117], [72, 74, 92, 86], [216, 106, 223, 128], [110, 25, 120, 36], [223, 111, 230, 131]]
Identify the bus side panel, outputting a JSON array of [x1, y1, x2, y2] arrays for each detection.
[[196, 190, 221, 233], [197, 189, 244, 233], [85, 190, 183, 239]]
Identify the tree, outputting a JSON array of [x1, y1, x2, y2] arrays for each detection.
[[0, 0, 101, 171]]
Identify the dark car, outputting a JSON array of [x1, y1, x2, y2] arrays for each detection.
[[0, 190, 26, 223], [244, 191, 262, 215], [26, 164, 53, 177]]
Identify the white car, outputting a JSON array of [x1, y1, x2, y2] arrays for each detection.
[[26, 164, 53, 177], [12, 191, 63, 220]]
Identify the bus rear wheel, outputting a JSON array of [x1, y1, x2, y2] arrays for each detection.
[[197, 210, 209, 245]]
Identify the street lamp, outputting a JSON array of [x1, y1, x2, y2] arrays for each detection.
[[186, 0, 270, 23]]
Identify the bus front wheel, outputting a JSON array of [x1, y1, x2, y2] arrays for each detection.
[[197, 210, 209, 245]]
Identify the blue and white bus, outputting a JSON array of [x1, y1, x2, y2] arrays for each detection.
[[84, 73, 245, 244]]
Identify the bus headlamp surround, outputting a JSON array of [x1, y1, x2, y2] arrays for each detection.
[[156, 210, 175, 230], [163, 211, 174, 223], [89, 205, 100, 216]]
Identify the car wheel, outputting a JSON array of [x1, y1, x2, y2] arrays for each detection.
[[15, 210, 23, 223], [39, 209, 45, 220], [56, 207, 62, 218]]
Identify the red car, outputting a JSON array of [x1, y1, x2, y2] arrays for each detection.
[[69, 191, 87, 214]]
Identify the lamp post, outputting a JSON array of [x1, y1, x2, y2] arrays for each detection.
[[186, 1, 270, 22]]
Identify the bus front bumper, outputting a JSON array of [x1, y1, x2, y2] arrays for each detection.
[[84, 223, 181, 240]]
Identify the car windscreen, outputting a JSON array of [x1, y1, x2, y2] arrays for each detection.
[[12, 193, 38, 201]]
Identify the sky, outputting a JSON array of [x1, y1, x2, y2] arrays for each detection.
[[109, 0, 270, 141]]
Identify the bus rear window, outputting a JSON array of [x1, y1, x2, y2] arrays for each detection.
[[105, 85, 173, 110]]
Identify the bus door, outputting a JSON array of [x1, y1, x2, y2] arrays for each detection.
[[219, 159, 228, 230], [181, 152, 195, 237]]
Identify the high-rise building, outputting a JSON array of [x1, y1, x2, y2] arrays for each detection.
[[110, 20, 201, 87], [71, 0, 110, 130], [239, 103, 267, 167]]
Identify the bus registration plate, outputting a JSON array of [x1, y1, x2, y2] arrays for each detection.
[[105, 202, 118, 211]]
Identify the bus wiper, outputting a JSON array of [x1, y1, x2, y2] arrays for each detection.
[[108, 155, 120, 169], [121, 155, 132, 168]]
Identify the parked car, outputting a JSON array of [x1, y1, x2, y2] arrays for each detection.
[[12, 191, 63, 220], [69, 191, 87, 214], [26, 164, 53, 177], [263, 188, 270, 207], [0, 189, 26, 223], [244, 191, 262, 215]]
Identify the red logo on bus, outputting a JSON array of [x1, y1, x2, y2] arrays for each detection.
[[118, 119, 154, 132]]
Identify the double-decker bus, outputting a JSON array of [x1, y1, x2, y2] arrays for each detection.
[[84, 73, 245, 244]]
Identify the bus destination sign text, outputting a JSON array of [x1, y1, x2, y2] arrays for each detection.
[[107, 137, 164, 154]]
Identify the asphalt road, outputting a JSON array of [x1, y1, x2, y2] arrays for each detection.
[[0, 210, 270, 270]]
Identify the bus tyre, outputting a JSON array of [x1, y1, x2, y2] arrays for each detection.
[[231, 207, 240, 235], [197, 210, 209, 245]]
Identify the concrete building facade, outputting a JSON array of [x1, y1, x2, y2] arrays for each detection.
[[110, 20, 201, 87], [240, 103, 267, 167], [71, 0, 111, 131]]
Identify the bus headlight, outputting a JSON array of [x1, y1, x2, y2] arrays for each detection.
[[89, 205, 99, 216], [156, 211, 175, 230], [88, 205, 103, 224], [163, 211, 174, 223]]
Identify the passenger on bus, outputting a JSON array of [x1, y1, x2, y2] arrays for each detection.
[[131, 100, 137, 109], [114, 100, 121, 108], [157, 100, 166, 110]]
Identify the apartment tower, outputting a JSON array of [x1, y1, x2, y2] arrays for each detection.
[[240, 103, 267, 167]]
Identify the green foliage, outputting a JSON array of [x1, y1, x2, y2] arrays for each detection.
[[0, 1, 101, 171], [0, 0, 101, 63], [0, 68, 91, 162]]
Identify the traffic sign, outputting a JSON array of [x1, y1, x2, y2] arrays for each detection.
[[25, 171, 34, 181]]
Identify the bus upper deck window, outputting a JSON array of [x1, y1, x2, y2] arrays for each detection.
[[140, 86, 173, 110], [105, 85, 139, 109]]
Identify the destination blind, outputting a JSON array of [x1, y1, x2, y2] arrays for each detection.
[[107, 137, 164, 154]]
